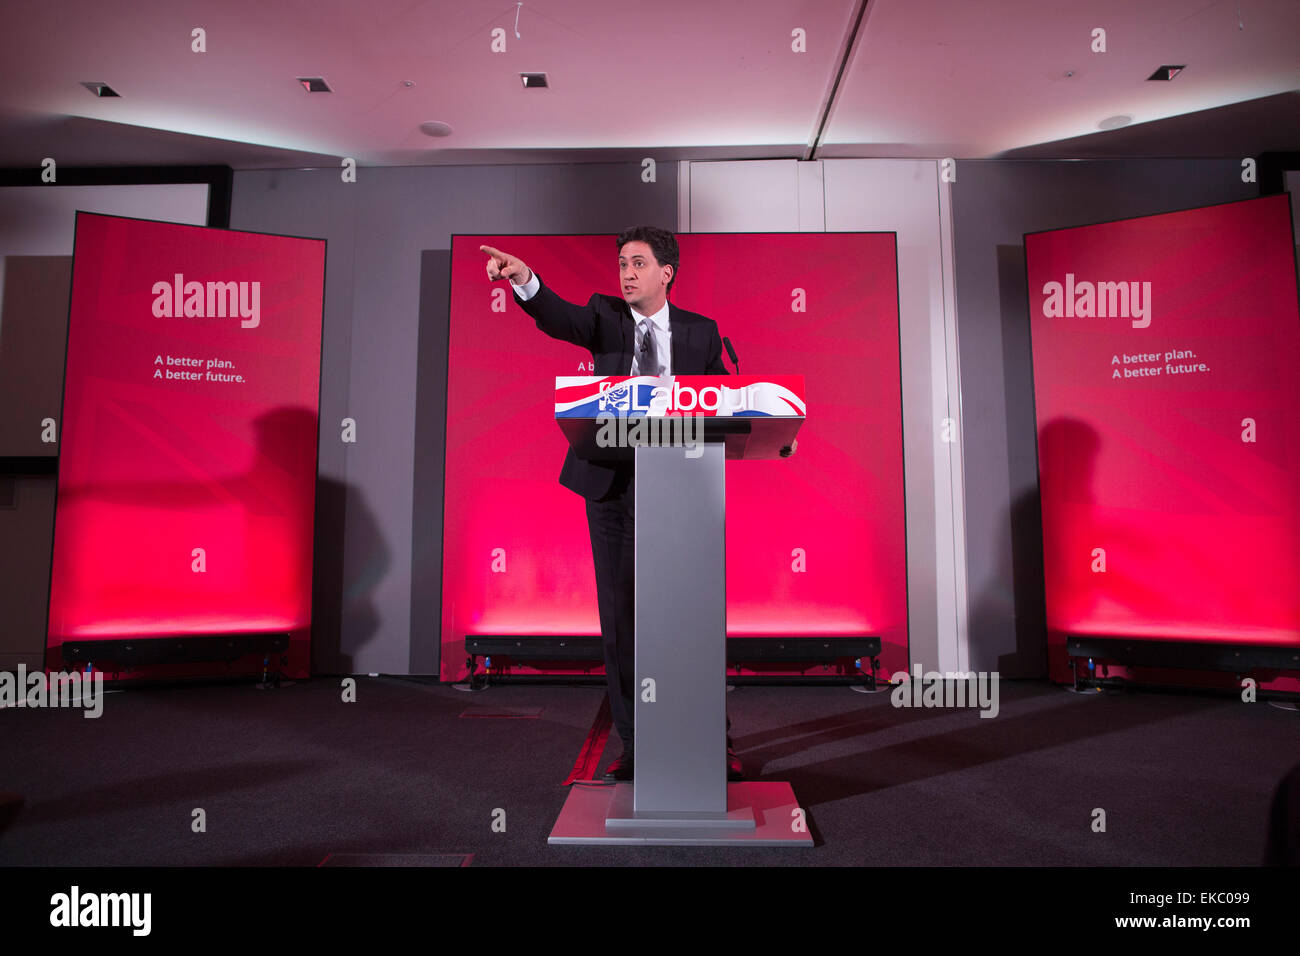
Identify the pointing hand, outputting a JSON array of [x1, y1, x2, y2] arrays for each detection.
[[481, 245, 533, 286]]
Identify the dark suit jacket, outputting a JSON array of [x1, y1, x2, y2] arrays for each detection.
[[517, 275, 729, 500]]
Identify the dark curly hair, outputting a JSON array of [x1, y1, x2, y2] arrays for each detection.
[[616, 225, 679, 293]]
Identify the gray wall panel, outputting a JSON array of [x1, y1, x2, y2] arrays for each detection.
[[229, 169, 360, 674]]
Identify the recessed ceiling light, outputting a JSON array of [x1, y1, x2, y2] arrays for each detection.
[[80, 82, 119, 97], [297, 77, 332, 93], [1147, 65, 1185, 81], [1098, 115, 1132, 130], [520, 72, 548, 89], [419, 121, 453, 138]]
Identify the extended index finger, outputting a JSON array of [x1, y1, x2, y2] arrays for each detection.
[[479, 244, 508, 261]]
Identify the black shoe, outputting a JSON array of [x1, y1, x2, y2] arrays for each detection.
[[727, 748, 744, 781], [604, 753, 634, 781]]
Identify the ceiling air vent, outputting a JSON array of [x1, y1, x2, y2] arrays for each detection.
[[520, 73, 548, 89], [80, 82, 119, 97], [1147, 65, 1185, 81], [297, 77, 332, 93]]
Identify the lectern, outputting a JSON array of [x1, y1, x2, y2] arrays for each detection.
[[548, 375, 812, 846]]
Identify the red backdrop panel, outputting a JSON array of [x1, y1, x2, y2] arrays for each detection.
[[1026, 195, 1300, 684], [442, 233, 906, 681], [46, 212, 325, 678]]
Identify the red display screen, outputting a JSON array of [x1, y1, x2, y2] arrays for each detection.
[[442, 233, 907, 681], [1026, 195, 1300, 683], [46, 213, 325, 678]]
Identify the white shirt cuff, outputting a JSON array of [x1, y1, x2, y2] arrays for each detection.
[[513, 271, 540, 301]]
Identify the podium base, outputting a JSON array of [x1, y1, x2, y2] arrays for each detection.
[[548, 782, 813, 846]]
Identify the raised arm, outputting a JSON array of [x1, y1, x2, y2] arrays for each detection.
[[481, 244, 598, 350]]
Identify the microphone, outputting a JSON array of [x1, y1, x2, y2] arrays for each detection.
[[723, 336, 739, 373]]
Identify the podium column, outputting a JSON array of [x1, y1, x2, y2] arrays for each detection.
[[628, 440, 728, 816]]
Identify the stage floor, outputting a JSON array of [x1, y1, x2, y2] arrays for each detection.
[[0, 678, 1294, 866]]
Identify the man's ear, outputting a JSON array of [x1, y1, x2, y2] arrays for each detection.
[[662, 264, 674, 287]]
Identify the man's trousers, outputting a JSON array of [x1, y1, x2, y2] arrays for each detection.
[[585, 466, 637, 748]]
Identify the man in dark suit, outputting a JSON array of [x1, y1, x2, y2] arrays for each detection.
[[481, 226, 740, 782]]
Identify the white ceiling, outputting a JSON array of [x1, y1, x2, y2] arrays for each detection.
[[0, 0, 1296, 169]]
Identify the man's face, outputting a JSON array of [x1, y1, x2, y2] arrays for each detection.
[[618, 240, 672, 313]]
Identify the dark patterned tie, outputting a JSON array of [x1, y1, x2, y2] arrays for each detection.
[[638, 320, 659, 376]]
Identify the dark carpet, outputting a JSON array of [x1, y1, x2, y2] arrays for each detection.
[[0, 677, 1296, 866]]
